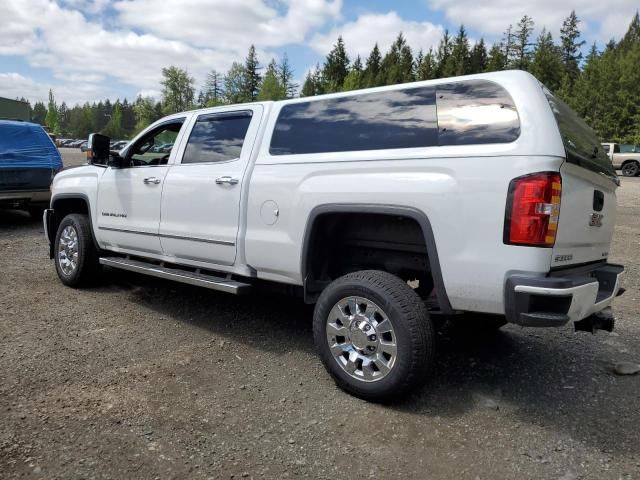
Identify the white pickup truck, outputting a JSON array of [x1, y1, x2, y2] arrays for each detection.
[[601, 142, 640, 176], [44, 71, 625, 401]]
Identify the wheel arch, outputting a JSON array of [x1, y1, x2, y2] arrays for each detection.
[[49, 193, 99, 257], [300, 203, 452, 313]]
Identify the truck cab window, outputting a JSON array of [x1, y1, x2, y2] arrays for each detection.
[[128, 120, 184, 166], [182, 112, 253, 164]]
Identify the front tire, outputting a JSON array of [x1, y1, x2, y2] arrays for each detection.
[[621, 160, 639, 177], [54, 213, 100, 287], [313, 270, 435, 402]]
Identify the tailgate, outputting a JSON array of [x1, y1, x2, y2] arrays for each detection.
[[552, 162, 617, 267]]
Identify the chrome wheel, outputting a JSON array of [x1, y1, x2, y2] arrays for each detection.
[[326, 296, 397, 382], [58, 225, 79, 276]]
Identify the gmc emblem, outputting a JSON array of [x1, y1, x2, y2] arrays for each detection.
[[589, 212, 604, 227]]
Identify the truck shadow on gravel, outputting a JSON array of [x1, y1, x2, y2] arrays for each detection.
[[100, 268, 639, 455], [0, 208, 41, 228]]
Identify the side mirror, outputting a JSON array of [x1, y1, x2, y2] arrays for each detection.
[[88, 133, 111, 163]]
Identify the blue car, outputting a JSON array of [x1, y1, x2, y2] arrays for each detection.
[[0, 120, 63, 217]]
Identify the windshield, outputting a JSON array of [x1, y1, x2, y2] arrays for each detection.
[[542, 87, 617, 180]]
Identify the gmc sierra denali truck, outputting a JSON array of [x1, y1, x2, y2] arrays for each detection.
[[601, 142, 640, 176], [44, 71, 625, 402]]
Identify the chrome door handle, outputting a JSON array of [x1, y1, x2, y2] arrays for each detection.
[[143, 177, 161, 185], [215, 176, 239, 185]]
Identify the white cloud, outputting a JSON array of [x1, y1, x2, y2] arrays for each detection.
[[427, 0, 638, 42], [0, 0, 341, 105], [115, 0, 342, 52], [310, 12, 444, 60], [0, 72, 111, 105]]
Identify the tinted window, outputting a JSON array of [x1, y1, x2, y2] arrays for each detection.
[[270, 87, 437, 155], [436, 80, 520, 145], [182, 112, 252, 164], [543, 88, 616, 179]]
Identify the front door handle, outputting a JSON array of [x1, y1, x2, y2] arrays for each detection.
[[143, 177, 161, 185], [215, 176, 239, 185]]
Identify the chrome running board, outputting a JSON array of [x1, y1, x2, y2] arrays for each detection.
[[100, 257, 251, 295]]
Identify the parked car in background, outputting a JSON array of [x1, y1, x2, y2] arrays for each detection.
[[80, 141, 89, 152], [0, 120, 63, 217], [601, 142, 640, 176], [44, 71, 624, 402]]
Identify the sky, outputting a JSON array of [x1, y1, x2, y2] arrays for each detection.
[[1, 0, 638, 106]]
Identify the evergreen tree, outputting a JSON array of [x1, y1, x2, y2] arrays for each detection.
[[436, 30, 452, 77], [301, 71, 316, 97], [322, 36, 350, 92], [530, 29, 564, 91], [224, 62, 246, 104], [312, 63, 325, 95], [160, 66, 195, 113], [559, 11, 586, 83], [278, 53, 298, 98], [469, 39, 488, 73], [511, 15, 535, 69], [502, 25, 515, 67], [258, 59, 285, 100], [241, 45, 261, 101], [343, 56, 363, 91], [204, 70, 224, 106], [415, 48, 437, 80], [45, 89, 58, 133], [363, 43, 382, 87], [58, 101, 70, 135], [486, 43, 507, 72], [446, 25, 471, 76], [381, 33, 414, 84]]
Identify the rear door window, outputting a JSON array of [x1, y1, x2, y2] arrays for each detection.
[[270, 87, 438, 155], [182, 111, 252, 164], [436, 80, 520, 145]]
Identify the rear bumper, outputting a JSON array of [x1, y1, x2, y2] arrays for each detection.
[[505, 263, 624, 327]]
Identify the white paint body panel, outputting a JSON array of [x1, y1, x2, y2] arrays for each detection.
[[49, 70, 622, 318]]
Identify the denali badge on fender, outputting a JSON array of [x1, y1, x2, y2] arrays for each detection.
[[589, 212, 604, 227]]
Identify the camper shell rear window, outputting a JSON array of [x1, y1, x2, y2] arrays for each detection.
[[543, 88, 617, 179]]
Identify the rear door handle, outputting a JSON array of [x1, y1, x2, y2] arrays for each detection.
[[143, 177, 161, 185], [215, 176, 239, 185]]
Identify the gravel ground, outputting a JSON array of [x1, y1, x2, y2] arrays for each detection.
[[1, 159, 639, 479]]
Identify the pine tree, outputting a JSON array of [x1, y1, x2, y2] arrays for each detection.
[[241, 45, 261, 102], [104, 102, 125, 139], [301, 71, 316, 97], [278, 53, 297, 98], [415, 48, 437, 80], [258, 59, 285, 101], [343, 56, 363, 91], [529, 29, 564, 91], [447, 25, 471, 76], [322, 36, 350, 92], [469, 39, 488, 74], [486, 43, 507, 72], [381, 33, 413, 84], [204, 70, 224, 106], [436, 30, 452, 77], [559, 11, 586, 83], [45, 89, 58, 133], [511, 15, 535, 69], [363, 44, 382, 87]]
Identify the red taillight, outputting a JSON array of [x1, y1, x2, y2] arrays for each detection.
[[504, 172, 562, 247]]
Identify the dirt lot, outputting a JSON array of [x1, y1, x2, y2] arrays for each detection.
[[1, 156, 639, 479]]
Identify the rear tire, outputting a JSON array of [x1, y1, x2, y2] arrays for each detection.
[[54, 213, 100, 287], [313, 270, 435, 402], [621, 160, 639, 177]]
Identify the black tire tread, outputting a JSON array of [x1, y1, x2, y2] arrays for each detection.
[[313, 270, 435, 402], [54, 213, 100, 287]]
